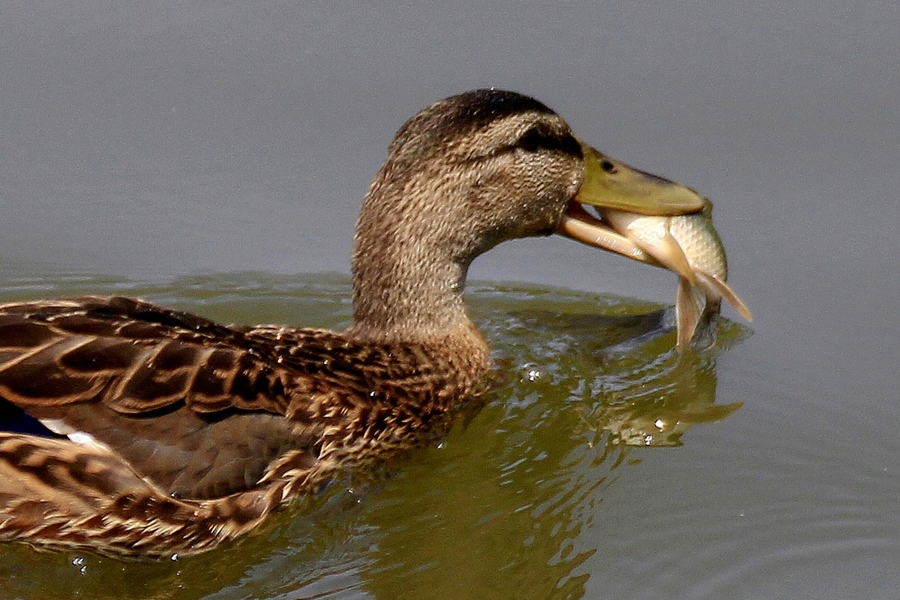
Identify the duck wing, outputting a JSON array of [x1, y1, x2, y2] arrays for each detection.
[[0, 296, 315, 500]]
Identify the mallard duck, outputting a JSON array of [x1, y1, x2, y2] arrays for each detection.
[[0, 89, 706, 557]]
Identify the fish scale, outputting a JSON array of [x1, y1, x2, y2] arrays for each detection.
[[601, 202, 751, 348]]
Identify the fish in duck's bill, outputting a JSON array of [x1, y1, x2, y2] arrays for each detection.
[[560, 188, 752, 348]]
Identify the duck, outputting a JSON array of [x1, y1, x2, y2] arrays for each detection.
[[0, 89, 706, 557]]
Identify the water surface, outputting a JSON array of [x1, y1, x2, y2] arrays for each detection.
[[0, 271, 745, 599], [0, 270, 893, 600]]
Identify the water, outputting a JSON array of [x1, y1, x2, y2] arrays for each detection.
[[0, 272, 744, 599], [2, 2, 899, 598], [0, 270, 892, 600]]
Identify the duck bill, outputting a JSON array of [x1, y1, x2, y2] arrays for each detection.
[[556, 142, 704, 268], [574, 143, 705, 215]]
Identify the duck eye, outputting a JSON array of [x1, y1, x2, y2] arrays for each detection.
[[515, 127, 580, 156], [516, 127, 545, 152]]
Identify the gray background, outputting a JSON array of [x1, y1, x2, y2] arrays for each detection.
[[1, 2, 899, 598]]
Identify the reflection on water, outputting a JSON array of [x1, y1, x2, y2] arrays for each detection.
[[576, 349, 743, 449], [0, 270, 749, 599]]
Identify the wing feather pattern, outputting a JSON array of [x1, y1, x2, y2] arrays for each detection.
[[0, 297, 314, 502]]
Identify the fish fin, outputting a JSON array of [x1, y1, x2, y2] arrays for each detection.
[[695, 269, 753, 322], [640, 229, 697, 284], [675, 276, 706, 349]]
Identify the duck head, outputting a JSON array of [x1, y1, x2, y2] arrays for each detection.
[[349, 89, 705, 343]]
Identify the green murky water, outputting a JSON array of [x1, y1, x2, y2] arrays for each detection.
[[0, 271, 757, 599]]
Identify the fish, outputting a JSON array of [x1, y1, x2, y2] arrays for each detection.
[[601, 199, 752, 349]]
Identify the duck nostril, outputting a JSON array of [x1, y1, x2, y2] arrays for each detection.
[[600, 160, 617, 174]]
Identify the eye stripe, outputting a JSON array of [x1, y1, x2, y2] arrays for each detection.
[[515, 127, 581, 156]]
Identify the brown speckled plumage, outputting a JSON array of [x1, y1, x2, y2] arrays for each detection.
[[0, 89, 705, 556], [0, 297, 489, 555]]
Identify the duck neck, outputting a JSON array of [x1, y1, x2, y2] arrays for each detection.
[[348, 232, 475, 344], [345, 163, 493, 346]]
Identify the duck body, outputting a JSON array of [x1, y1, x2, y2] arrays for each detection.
[[0, 89, 709, 556], [0, 296, 489, 555]]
